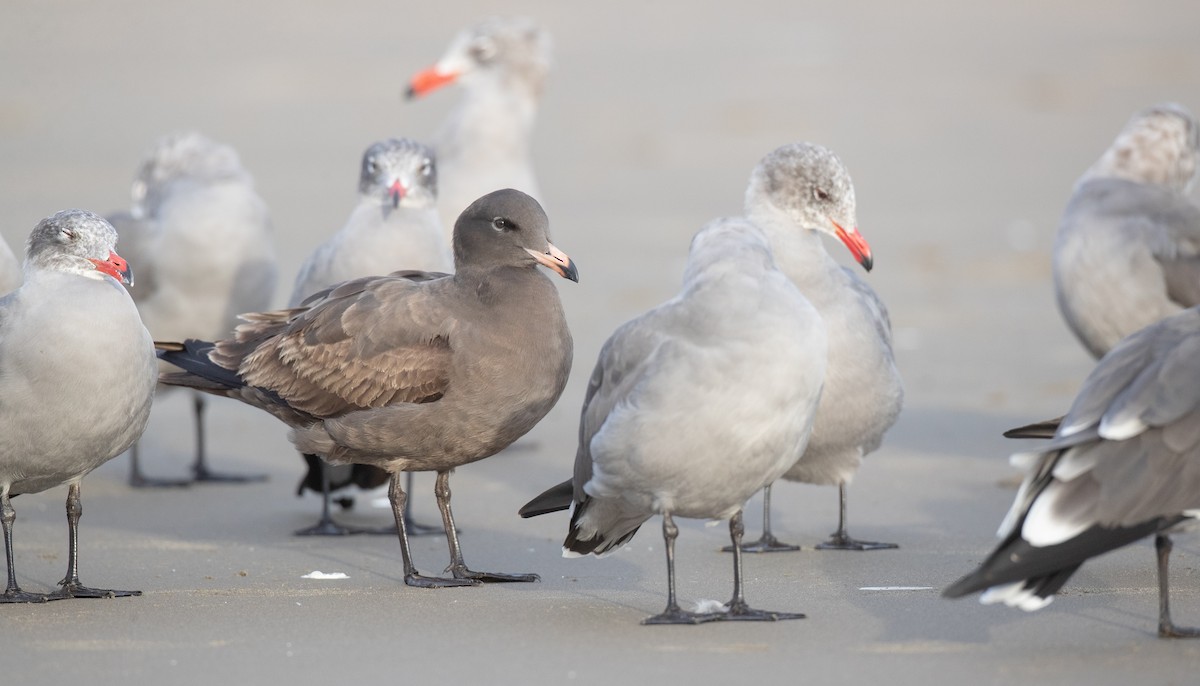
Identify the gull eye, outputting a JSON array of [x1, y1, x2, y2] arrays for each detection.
[[470, 37, 497, 63], [492, 217, 513, 232], [813, 187, 832, 202], [366, 159, 378, 175], [420, 159, 433, 176]]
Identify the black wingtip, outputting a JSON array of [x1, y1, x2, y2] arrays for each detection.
[[518, 479, 573, 518], [1003, 416, 1063, 439]]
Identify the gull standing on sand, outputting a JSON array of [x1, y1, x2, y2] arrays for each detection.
[[1054, 102, 1200, 361], [0, 210, 156, 603], [738, 143, 903, 552], [158, 189, 576, 588], [520, 219, 825, 624], [405, 17, 550, 231], [945, 305, 1200, 638], [288, 138, 450, 537], [111, 132, 278, 487]]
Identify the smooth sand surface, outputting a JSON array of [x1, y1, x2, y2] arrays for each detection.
[[2, 1, 1200, 684]]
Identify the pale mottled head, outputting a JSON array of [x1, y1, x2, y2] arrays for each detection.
[[359, 138, 437, 209], [745, 142, 872, 271], [683, 218, 775, 285], [130, 131, 250, 218], [1087, 102, 1200, 192], [406, 17, 552, 99], [26, 209, 132, 285]]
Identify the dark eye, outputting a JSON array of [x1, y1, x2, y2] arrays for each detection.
[[470, 37, 498, 63], [420, 160, 433, 176], [813, 187, 831, 202], [366, 159, 378, 175], [492, 217, 513, 232]]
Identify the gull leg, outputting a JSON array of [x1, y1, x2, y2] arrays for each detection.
[[644, 512, 720, 625], [127, 441, 190, 489], [387, 473, 476, 588], [46, 483, 140, 600], [724, 483, 800, 553], [190, 393, 268, 484], [815, 482, 898, 551], [715, 509, 805, 622], [1, 490, 47, 603], [1156, 534, 1200, 638], [437, 470, 537, 583], [295, 458, 364, 536]]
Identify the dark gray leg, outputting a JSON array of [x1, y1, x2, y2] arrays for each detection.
[[815, 482, 898, 551], [191, 393, 268, 484], [1, 491, 47, 603], [715, 509, 805, 622], [45, 483, 140, 600], [436, 471, 538, 583], [1156, 534, 1200, 638], [643, 512, 720, 625], [403, 472, 446, 536], [127, 441, 191, 489], [724, 483, 800, 553], [387, 473, 476, 588], [295, 458, 362, 536]]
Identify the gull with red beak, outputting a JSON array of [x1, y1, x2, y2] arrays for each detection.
[[734, 142, 903, 553], [158, 190, 576, 588], [1, 209, 156, 602], [404, 17, 550, 234], [288, 137, 450, 537]]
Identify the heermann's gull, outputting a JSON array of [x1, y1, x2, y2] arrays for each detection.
[[111, 131, 278, 487], [945, 305, 1200, 638], [737, 143, 903, 552], [288, 138, 451, 537], [158, 189, 576, 588], [1053, 103, 1200, 361], [405, 17, 549, 232], [0, 210, 156, 603], [520, 219, 825, 624], [0, 236, 19, 295]]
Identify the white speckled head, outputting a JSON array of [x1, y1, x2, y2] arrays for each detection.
[[358, 138, 438, 209], [745, 143, 871, 270], [1086, 102, 1200, 192], [130, 131, 249, 218], [25, 209, 131, 284]]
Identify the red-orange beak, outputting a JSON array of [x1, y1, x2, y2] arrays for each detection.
[[833, 221, 873, 272], [388, 179, 406, 208], [405, 66, 459, 99], [90, 250, 133, 286]]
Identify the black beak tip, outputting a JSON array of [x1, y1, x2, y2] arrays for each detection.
[[563, 261, 580, 283], [403, 86, 417, 101], [860, 256, 874, 273]]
